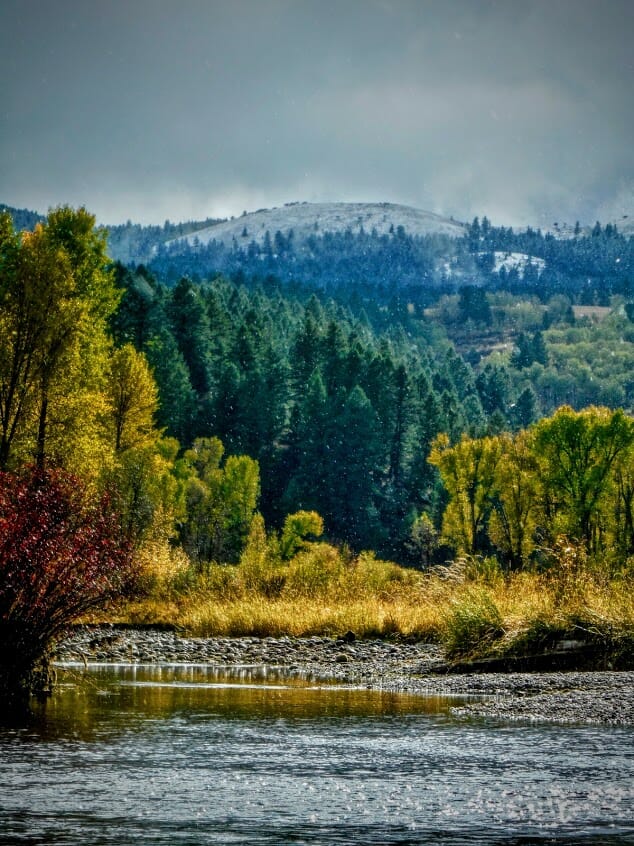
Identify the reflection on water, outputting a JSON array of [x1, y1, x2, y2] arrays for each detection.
[[0, 664, 633, 845], [42, 663, 464, 731]]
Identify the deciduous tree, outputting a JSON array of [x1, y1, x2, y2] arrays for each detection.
[[107, 344, 159, 453], [0, 467, 133, 705], [0, 207, 119, 473], [532, 406, 634, 550], [429, 432, 503, 555]]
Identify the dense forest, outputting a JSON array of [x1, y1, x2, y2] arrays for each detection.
[[146, 215, 634, 307], [2, 204, 634, 566], [111, 264, 459, 559]]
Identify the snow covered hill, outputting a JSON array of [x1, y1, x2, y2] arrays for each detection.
[[166, 201, 466, 250]]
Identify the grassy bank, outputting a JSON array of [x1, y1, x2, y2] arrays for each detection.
[[100, 541, 634, 665]]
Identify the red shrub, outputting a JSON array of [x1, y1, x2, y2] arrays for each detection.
[[0, 467, 134, 702]]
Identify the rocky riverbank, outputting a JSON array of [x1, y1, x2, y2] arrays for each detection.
[[54, 626, 634, 726]]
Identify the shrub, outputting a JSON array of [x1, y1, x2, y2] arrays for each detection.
[[442, 588, 504, 658], [0, 467, 134, 705], [280, 510, 324, 559], [285, 543, 344, 596]]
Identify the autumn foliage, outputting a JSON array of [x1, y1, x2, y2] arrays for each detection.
[[0, 466, 134, 703]]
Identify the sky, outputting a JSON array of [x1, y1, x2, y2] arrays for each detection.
[[1, 0, 632, 228]]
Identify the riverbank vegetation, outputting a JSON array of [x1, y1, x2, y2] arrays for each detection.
[[111, 540, 634, 666], [1, 206, 634, 702]]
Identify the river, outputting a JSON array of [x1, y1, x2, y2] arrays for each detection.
[[0, 663, 632, 845]]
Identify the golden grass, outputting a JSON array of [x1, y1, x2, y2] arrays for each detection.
[[119, 595, 440, 640], [107, 543, 634, 660]]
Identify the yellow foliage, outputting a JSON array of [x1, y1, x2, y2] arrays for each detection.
[[429, 431, 503, 554], [134, 541, 190, 596], [107, 344, 159, 452]]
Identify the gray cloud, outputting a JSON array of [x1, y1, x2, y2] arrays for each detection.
[[1, 0, 632, 227]]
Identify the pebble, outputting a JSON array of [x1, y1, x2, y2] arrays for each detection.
[[53, 626, 634, 727]]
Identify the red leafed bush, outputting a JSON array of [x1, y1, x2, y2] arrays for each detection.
[[0, 466, 134, 704]]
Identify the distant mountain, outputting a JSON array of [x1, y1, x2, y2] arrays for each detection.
[[0, 203, 223, 265], [166, 202, 466, 251], [2, 200, 631, 305]]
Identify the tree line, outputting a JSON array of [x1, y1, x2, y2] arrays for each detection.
[[2, 206, 633, 566], [430, 405, 634, 571], [111, 262, 503, 559], [144, 215, 634, 308]]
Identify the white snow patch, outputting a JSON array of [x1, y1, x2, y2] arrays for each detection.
[[492, 251, 545, 277]]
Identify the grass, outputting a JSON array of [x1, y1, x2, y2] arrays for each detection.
[[103, 541, 634, 665], [119, 595, 440, 640]]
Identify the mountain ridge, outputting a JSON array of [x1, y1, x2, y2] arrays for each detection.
[[166, 201, 467, 250]]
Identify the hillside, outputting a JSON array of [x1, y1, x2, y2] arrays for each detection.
[[2, 200, 632, 307], [166, 201, 466, 250]]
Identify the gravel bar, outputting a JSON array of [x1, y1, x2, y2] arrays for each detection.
[[54, 626, 634, 727]]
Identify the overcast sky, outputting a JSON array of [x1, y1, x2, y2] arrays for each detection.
[[1, 0, 632, 227]]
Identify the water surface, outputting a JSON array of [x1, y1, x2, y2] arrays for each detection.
[[0, 663, 632, 845]]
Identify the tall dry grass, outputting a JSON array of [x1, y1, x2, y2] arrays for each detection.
[[112, 540, 634, 659]]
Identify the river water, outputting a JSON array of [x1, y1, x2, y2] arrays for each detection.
[[0, 663, 632, 845]]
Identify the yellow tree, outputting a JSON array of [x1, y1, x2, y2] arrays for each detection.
[[280, 510, 324, 560], [107, 344, 159, 453], [108, 438, 182, 550], [488, 431, 540, 570], [178, 437, 225, 564], [612, 440, 634, 561], [219, 454, 261, 561], [178, 438, 261, 564], [532, 406, 634, 551], [429, 432, 503, 555], [0, 207, 119, 473], [103, 349, 181, 552]]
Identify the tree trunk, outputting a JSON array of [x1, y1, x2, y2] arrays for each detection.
[[0, 624, 54, 708], [35, 387, 48, 469]]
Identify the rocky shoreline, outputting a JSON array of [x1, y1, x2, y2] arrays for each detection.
[[54, 626, 634, 726]]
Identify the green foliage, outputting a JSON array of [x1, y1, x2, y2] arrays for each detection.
[[431, 406, 634, 574], [239, 513, 285, 596], [178, 437, 260, 565], [0, 207, 119, 475], [511, 330, 548, 369], [532, 406, 634, 550], [107, 344, 158, 452], [283, 543, 346, 597], [441, 588, 504, 658], [429, 432, 504, 555], [458, 285, 492, 326], [13, 205, 624, 568], [110, 265, 472, 557], [108, 440, 181, 549], [280, 510, 324, 559], [406, 512, 439, 569]]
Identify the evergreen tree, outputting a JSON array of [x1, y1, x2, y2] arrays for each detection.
[[476, 364, 511, 417], [144, 326, 198, 444], [283, 370, 330, 517], [327, 385, 382, 548], [458, 284, 492, 325], [169, 278, 213, 395]]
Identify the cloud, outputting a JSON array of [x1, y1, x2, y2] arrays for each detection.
[[0, 0, 632, 226]]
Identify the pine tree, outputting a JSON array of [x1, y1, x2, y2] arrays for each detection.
[[169, 278, 213, 395]]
